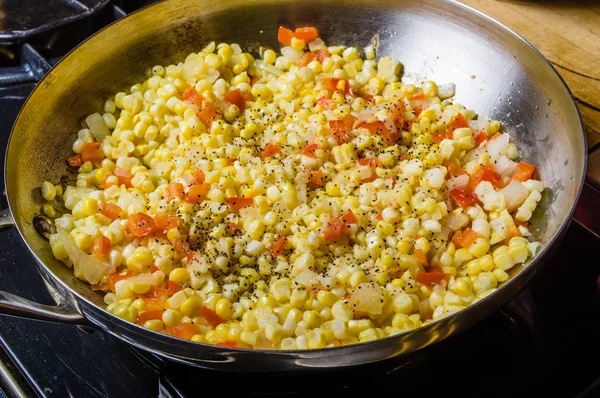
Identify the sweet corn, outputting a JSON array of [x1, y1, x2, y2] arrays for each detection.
[[45, 32, 543, 351]]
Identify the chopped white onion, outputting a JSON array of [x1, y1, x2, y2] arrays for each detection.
[[254, 60, 283, 77], [494, 155, 517, 177], [464, 147, 485, 163], [349, 283, 385, 316], [410, 98, 432, 112], [308, 38, 326, 52], [382, 115, 397, 136], [445, 212, 470, 231], [127, 273, 159, 286], [447, 174, 469, 191], [205, 69, 220, 84], [296, 182, 307, 204], [281, 46, 302, 61], [183, 101, 200, 112], [485, 133, 510, 161], [239, 206, 261, 219], [438, 83, 455, 99], [56, 228, 114, 285], [500, 181, 529, 212], [353, 109, 376, 127], [468, 119, 487, 132], [439, 226, 452, 241], [86, 113, 109, 141], [293, 269, 321, 287]]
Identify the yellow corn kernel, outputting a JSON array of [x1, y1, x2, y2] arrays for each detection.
[[290, 288, 308, 308], [144, 319, 164, 331], [492, 268, 509, 283], [468, 238, 490, 258], [376, 221, 395, 236], [241, 330, 258, 346], [349, 270, 368, 288], [169, 268, 190, 284], [81, 197, 99, 216], [41, 181, 57, 201], [492, 245, 515, 271], [325, 182, 341, 197], [466, 259, 481, 277], [331, 300, 352, 321], [180, 295, 203, 316], [113, 303, 138, 323], [129, 280, 151, 294], [290, 37, 306, 51], [42, 204, 56, 218], [271, 279, 292, 303], [126, 247, 153, 272], [453, 248, 473, 267], [265, 323, 284, 343], [452, 277, 473, 297], [191, 334, 206, 343]]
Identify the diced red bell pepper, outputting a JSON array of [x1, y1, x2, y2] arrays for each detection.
[[262, 142, 281, 158], [183, 87, 204, 107], [126, 213, 155, 238], [293, 27, 318, 42], [450, 187, 477, 208], [512, 161, 536, 182], [278, 26, 294, 46], [415, 271, 450, 287], [201, 306, 223, 328], [225, 197, 254, 213], [302, 143, 320, 158]]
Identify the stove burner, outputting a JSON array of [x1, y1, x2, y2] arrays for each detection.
[[0, 0, 111, 42]]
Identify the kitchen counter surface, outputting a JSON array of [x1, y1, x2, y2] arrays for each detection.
[[461, 0, 600, 151]]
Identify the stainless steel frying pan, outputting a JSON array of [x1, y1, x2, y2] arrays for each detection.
[[0, 0, 586, 371]]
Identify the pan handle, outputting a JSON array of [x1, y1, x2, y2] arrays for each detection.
[[0, 290, 86, 324], [0, 207, 87, 324]]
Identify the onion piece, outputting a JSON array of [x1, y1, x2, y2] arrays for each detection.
[[183, 101, 200, 112], [439, 226, 452, 241], [56, 228, 114, 285], [86, 113, 109, 141], [382, 115, 397, 135], [349, 283, 385, 316], [464, 146, 485, 163], [296, 182, 307, 205], [494, 155, 517, 177], [410, 98, 432, 112], [485, 133, 509, 161], [239, 206, 261, 219], [308, 38, 326, 52], [353, 109, 376, 128], [445, 212, 470, 231], [293, 269, 321, 288], [205, 69, 220, 84], [500, 181, 529, 212], [447, 174, 469, 191], [127, 273, 160, 286], [254, 60, 283, 77], [281, 46, 302, 61], [468, 119, 487, 131], [438, 83, 455, 99]]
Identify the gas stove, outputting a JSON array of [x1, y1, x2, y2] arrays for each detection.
[[0, 1, 599, 397]]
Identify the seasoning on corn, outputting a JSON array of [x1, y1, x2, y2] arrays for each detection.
[[44, 27, 544, 349]]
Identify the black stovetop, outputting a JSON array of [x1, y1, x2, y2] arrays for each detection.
[[1, 1, 600, 397]]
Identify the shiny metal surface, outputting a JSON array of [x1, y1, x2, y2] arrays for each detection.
[[0, 209, 12, 231], [0, 0, 110, 41], [0, 290, 84, 325], [1, 0, 587, 370]]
